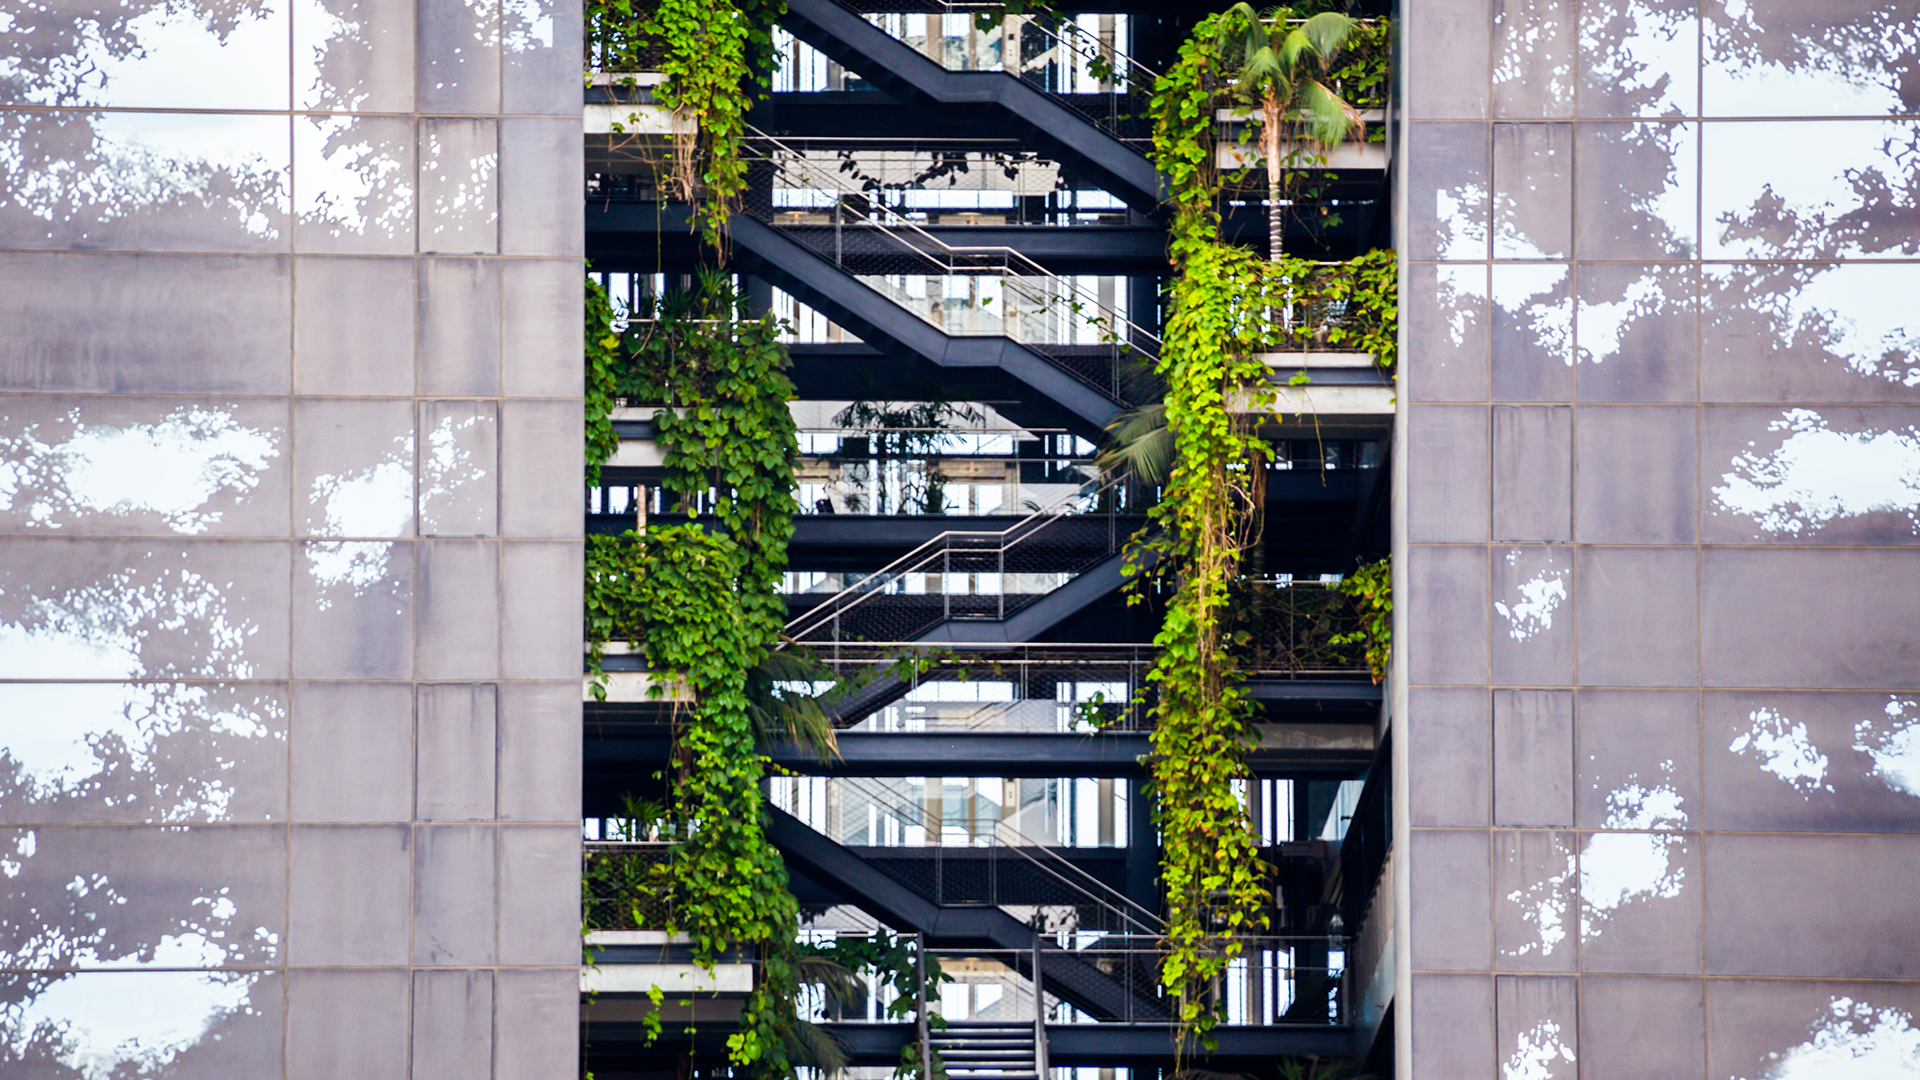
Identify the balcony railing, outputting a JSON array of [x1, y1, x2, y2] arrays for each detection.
[[783, 472, 1140, 646], [583, 841, 676, 931], [927, 935, 1348, 1027]]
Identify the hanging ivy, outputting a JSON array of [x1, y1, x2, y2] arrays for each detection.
[[1138, 8, 1394, 1058], [585, 272, 623, 486], [1128, 239, 1276, 1058], [623, 272, 800, 640], [637, 0, 784, 249], [1329, 557, 1391, 683], [582, 273, 806, 1079], [614, 525, 803, 1073]]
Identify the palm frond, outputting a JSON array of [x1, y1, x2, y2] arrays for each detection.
[[792, 954, 862, 1005], [782, 1019, 851, 1077], [1295, 79, 1362, 151], [1095, 403, 1173, 485], [745, 650, 844, 761], [1298, 11, 1358, 66]]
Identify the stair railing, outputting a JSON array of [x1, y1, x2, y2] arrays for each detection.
[[746, 125, 1159, 346], [741, 128, 1162, 404], [782, 471, 1134, 646], [915, 932, 933, 1072], [825, 0, 1161, 147], [1031, 934, 1050, 1071], [829, 773, 1164, 938]]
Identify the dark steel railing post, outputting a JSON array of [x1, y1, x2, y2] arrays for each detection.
[[915, 934, 931, 1079], [1032, 934, 1049, 1078], [998, 542, 1006, 621]]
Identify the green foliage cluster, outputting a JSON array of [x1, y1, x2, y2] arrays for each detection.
[[643, 0, 784, 247], [1324, 18, 1392, 114], [582, 275, 806, 1078], [621, 273, 801, 638], [1329, 557, 1391, 683], [1140, 8, 1394, 1058], [1263, 248, 1398, 369], [1138, 20, 1275, 1053], [800, 931, 949, 1025], [608, 525, 802, 1072], [1128, 238, 1277, 1058], [585, 274, 624, 485], [969, 0, 1059, 35], [583, 0, 784, 249]]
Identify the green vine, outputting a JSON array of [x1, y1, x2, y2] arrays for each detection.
[[639, 0, 784, 248], [582, 273, 807, 1078], [1329, 557, 1391, 683], [1261, 249, 1399, 370], [1138, 9, 1395, 1058], [1128, 239, 1276, 1059], [1324, 18, 1392, 116], [585, 271, 623, 486], [624, 272, 800, 639], [620, 526, 803, 1073]]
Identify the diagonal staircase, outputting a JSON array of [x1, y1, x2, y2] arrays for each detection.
[[766, 805, 1169, 1022], [934, 1022, 1044, 1080], [730, 214, 1125, 434], [778, 0, 1161, 212]]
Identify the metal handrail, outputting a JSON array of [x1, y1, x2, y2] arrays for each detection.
[[932, 1, 1161, 93], [830, 0, 1161, 146], [745, 125, 1162, 352], [832, 774, 1165, 937], [781, 470, 1129, 643]]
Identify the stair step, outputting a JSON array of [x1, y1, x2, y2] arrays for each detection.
[[939, 1051, 1034, 1059]]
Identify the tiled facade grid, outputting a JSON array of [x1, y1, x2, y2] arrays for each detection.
[[0, 0, 585, 1073], [1398, 0, 1920, 1076]]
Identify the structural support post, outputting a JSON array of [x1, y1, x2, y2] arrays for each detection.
[[1124, 777, 1156, 916]]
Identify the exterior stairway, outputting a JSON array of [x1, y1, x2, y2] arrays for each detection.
[[934, 1021, 1045, 1080], [766, 806, 1169, 1021], [729, 214, 1125, 435], [778, 0, 1160, 212]]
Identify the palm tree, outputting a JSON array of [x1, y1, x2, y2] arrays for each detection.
[[1211, 4, 1364, 261]]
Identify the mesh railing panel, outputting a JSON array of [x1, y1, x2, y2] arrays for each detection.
[[582, 843, 676, 930], [784, 474, 1141, 645], [1231, 580, 1372, 677], [738, 135, 1159, 407], [829, 3, 1158, 150]]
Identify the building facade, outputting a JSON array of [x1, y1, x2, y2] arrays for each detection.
[[0, 0, 585, 1074], [2, 0, 1917, 1076], [1400, 0, 1920, 1076]]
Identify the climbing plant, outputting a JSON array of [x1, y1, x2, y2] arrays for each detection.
[[611, 525, 803, 1073], [1329, 557, 1391, 683], [582, 272, 809, 1079], [621, 271, 801, 640], [1260, 249, 1399, 370], [638, 0, 785, 248], [1126, 237, 1277, 1059], [1137, 8, 1394, 1058], [585, 272, 623, 486]]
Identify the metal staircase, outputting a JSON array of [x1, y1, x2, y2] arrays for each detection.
[[778, 0, 1161, 211], [934, 1021, 1045, 1080], [786, 473, 1138, 646], [734, 130, 1162, 436], [766, 804, 1169, 1021]]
